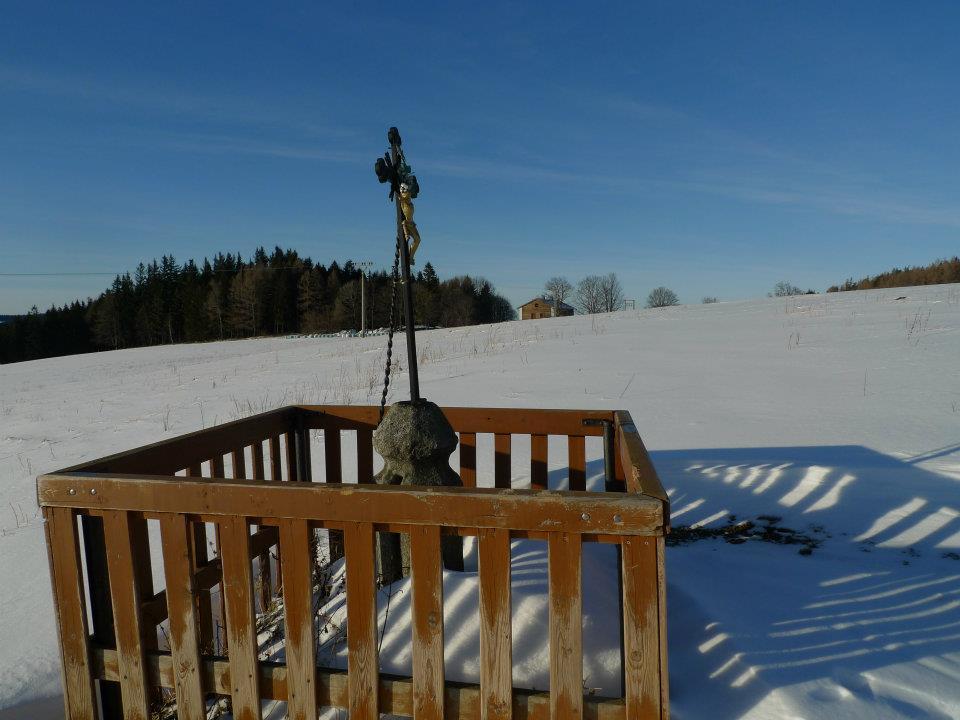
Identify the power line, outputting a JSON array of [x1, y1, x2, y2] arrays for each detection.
[[0, 272, 120, 277]]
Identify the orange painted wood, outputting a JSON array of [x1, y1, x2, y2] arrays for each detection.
[[345, 522, 378, 720], [324, 429, 342, 483], [410, 526, 444, 720], [214, 523, 227, 653], [93, 646, 628, 718], [459, 432, 477, 488], [210, 453, 230, 654], [357, 429, 374, 484], [280, 519, 319, 720], [531, 434, 548, 490], [299, 405, 612, 437], [251, 442, 269, 610], [285, 432, 299, 481], [40, 475, 662, 535], [257, 551, 273, 614], [614, 412, 670, 510], [300, 427, 313, 481], [478, 528, 512, 720], [567, 436, 586, 491], [220, 516, 261, 719], [102, 510, 150, 720], [140, 526, 278, 626], [494, 434, 511, 488], [269, 436, 282, 481], [158, 514, 205, 719], [45, 507, 97, 720], [657, 536, 669, 720], [252, 442, 265, 480], [548, 532, 582, 720], [41, 475, 662, 536], [190, 522, 214, 653], [621, 538, 663, 719], [231, 447, 247, 479], [60, 407, 295, 475]]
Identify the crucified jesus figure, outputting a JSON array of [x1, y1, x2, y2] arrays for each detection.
[[398, 183, 421, 264]]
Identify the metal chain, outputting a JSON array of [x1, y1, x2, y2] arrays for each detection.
[[378, 231, 402, 423]]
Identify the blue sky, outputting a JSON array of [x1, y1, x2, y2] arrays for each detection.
[[2, 2, 959, 313]]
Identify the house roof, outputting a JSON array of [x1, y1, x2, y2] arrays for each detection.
[[519, 296, 575, 311]]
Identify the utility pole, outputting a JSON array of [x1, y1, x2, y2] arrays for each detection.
[[358, 260, 373, 334]]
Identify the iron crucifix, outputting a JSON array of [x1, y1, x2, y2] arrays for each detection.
[[374, 126, 421, 402]]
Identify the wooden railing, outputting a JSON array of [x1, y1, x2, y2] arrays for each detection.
[[40, 405, 669, 720]]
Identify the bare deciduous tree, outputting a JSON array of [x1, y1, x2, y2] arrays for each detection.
[[646, 286, 679, 308], [576, 275, 604, 314], [772, 281, 802, 297], [599, 272, 624, 312], [544, 276, 573, 314]]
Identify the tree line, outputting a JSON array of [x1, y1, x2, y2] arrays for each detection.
[[0, 246, 515, 364], [827, 256, 960, 293]]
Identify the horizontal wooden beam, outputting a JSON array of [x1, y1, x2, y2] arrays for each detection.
[[298, 405, 614, 437], [54, 407, 297, 476], [38, 474, 663, 536], [614, 411, 670, 526], [91, 647, 626, 720]]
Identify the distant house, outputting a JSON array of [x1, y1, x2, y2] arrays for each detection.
[[519, 296, 575, 320]]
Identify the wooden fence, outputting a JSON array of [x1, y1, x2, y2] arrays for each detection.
[[39, 405, 670, 719]]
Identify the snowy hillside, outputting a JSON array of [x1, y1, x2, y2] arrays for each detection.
[[1, 284, 959, 719]]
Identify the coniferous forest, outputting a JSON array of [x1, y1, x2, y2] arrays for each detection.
[[0, 246, 516, 364], [827, 256, 960, 293]]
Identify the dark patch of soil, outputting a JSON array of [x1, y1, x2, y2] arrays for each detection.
[[667, 515, 823, 555]]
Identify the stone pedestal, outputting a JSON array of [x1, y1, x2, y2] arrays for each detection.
[[373, 399, 464, 583]]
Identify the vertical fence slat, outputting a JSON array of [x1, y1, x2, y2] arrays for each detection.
[[411, 526, 444, 720], [257, 546, 273, 614], [548, 532, 583, 720], [280, 519, 319, 720], [232, 447, 247, 479], [269, 436, 282, 481], [345, 522, 378, 720], [568, 436, 586, 491], [252, 442, 265, 480], [325, 429, 344, 561], [478, 527, 512, 720], [324, 429, 342, 483], [285, 432, 299, 481], [190, 521, 215, 652], [622, 538, 661, 719], [252, 438, 272, 611], [657, 536, 669, 720], [459, 432, 477, 488], [45, 507, 97, 720], [220, 516, 261, 720], [531, 434, 548, 490], [300, 426, 313, 481], [357, 429, 374, 484], [81, 514, 123, 718], [212, 454, 228, 651], [494, 433, 511, 488], [159, 514, 205, 719], [103, 510, 150, 720]]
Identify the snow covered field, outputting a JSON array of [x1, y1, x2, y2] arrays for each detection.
[[2, 284, 959, 719]]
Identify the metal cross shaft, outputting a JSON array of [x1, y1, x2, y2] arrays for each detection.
[[389, 135, 420, 403]]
